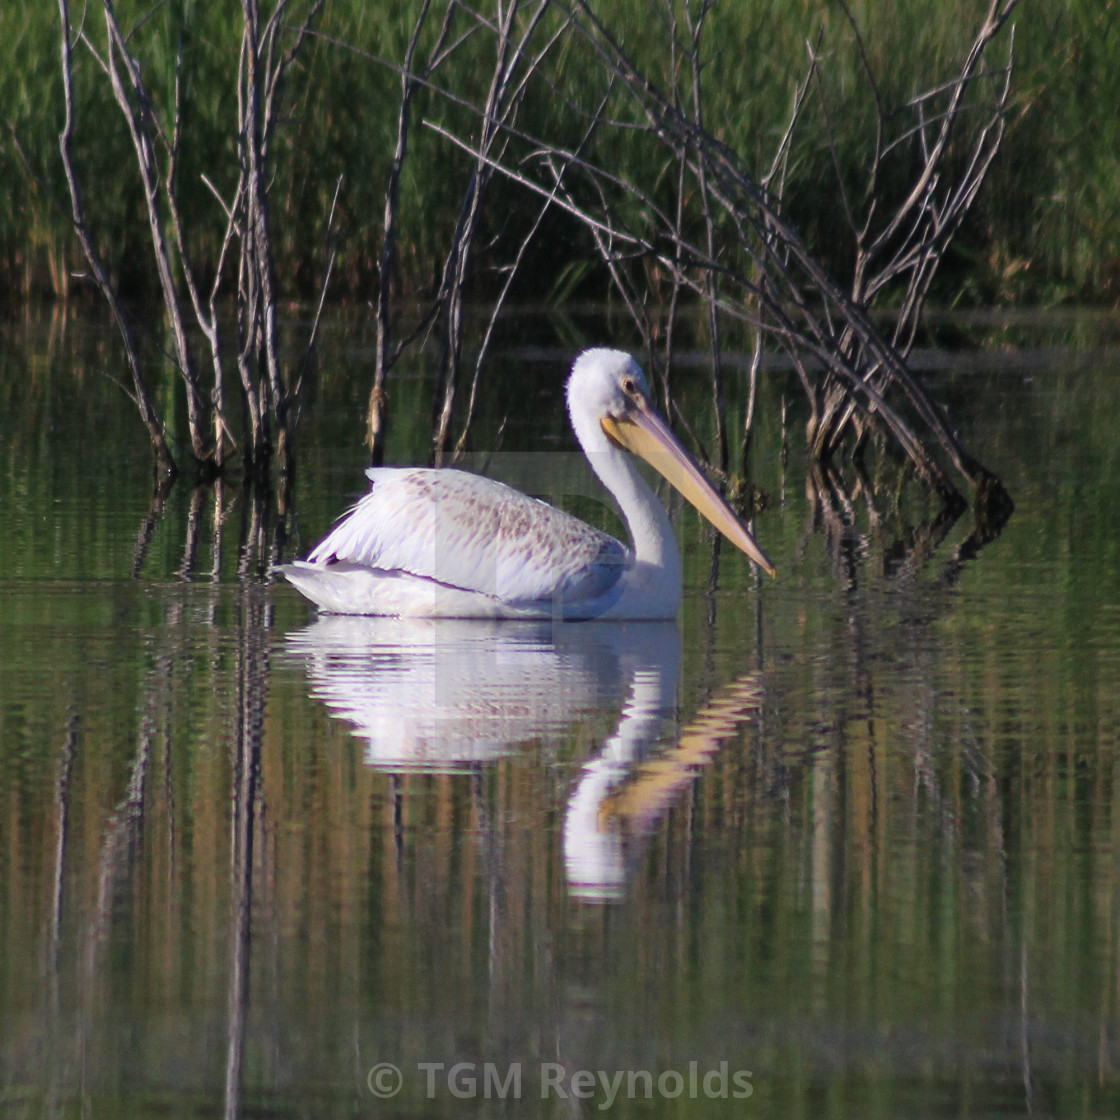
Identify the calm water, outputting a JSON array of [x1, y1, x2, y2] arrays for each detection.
[[2, 308, 1120, 1118]]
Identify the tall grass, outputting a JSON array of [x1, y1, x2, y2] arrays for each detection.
[[0, 0, 1114, 306]]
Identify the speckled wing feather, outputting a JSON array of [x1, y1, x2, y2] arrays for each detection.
[[307, 468, 628, 608]]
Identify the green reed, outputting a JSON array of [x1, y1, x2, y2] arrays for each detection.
[[0, 0, 1114, 306]]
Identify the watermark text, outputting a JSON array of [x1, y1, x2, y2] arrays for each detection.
[[369, 1060, 753, 1107]]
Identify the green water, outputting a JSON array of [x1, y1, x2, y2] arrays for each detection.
[[1, 309, 1119, 1118]]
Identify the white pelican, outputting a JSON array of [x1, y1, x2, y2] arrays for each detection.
[[281, 348, 774, 619]]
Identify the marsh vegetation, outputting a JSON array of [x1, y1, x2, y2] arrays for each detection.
[[5, 1, 1080, 551]]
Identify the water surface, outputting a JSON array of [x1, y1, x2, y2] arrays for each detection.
[[1, 309, 1119, 1118]]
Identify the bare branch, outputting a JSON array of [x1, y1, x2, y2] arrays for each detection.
[[367, 0, 442, 464], [100, 0, 212, 464], [57, 0, 176, 478], [295, 172, 344, 408]]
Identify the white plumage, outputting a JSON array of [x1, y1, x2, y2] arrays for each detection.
[[281, 348, 774, 619], [302, 468, 626, 611]]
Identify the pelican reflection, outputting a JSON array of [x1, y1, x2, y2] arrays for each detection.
[[284, 617, 761, 899]]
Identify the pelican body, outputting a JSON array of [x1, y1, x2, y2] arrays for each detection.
[[281, 349, 774, 619]]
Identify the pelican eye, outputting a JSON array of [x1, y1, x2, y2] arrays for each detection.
[[621, 376, 638, 397]]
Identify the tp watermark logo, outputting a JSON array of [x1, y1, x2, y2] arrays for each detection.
[[366, 1060, 752, 1107]]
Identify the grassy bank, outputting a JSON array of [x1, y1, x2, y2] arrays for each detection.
[[1, 0, 1116, 308]]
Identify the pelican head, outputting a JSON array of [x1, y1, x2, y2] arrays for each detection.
[[567, 348, 776, 578], [566, 348, 652, 427]]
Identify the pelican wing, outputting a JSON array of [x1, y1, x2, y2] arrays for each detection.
[[307, 468, 628, 608]]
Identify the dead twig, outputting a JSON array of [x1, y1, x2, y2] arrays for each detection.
[[426, 0, 1017, 519], [367, 0, 455, 465], [58, 0, 326, 489], [57, 0, 176, 479]]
